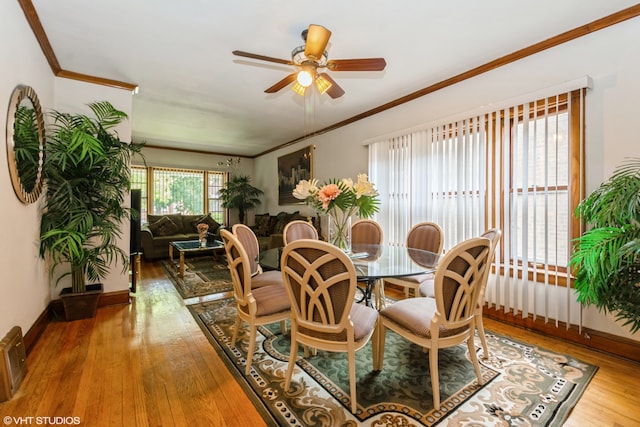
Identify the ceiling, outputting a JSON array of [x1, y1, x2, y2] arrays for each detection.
[[28, 1, 640, 157]]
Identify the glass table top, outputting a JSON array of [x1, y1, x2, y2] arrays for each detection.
[[258, 243, 439, 280], [170, 239, 224, 252]]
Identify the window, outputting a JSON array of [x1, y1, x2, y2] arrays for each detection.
[[207, 172, 226, 223], [369, 89, 585, 286], [131, 166, 227, 224], [152, 168, 204, 214], [511, 96, 572, 271], [369, 82, 588, 323], [131, 166, 148, 222]]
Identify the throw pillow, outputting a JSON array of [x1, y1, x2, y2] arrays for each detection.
[[192, 214, 221, 233], [273, 211, 300, 234], [254, 214, 272, 237], [148, 214, 183, 231], [266, 216, 278, 235], [181, 215, 202, 233], [146, 214, 164, 226], [148, 216, 179, 237]]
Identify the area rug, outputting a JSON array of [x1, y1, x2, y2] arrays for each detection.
[[188, 297, 597, 427], [162, 255, 233, 299]]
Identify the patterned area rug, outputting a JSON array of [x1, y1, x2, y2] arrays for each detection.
[[162, 255, 233, 298], [188, 297, 598, 427]]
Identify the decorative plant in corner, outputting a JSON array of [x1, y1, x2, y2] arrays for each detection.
[[219, 175, 263, 225], [39, 101, 144, 320], [570, 157, 640, 333]]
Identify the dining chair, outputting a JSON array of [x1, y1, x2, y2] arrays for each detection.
[[373, 236, 491, 409], [383, 221, 444, 298], [418, 228, 501, 359], [232, 223, 284, 288], [351, 219, 383, 252], [282, 219, 318, 245], [232, 224, 263, 275], [220, 229, 291, 375], [280, 239, 379, 414], [351, 219, 385, 307]]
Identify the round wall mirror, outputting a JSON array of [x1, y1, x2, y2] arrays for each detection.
[[5, 85, 45, 204]]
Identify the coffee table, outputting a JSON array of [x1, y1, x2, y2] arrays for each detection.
[[169, 239, 225, 278]]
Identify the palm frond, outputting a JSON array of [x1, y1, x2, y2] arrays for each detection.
[[571, 157, 640, 332]]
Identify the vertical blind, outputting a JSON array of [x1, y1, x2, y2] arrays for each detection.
[[368, 80, 588, 327]]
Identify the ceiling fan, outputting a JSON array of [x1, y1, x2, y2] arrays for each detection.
[[232, 24, 386, 99]]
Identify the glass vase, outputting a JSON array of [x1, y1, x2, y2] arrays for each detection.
[[327, 211, 352, 253]]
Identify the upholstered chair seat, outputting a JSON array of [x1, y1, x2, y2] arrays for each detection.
[[250, 269, 284, 289]]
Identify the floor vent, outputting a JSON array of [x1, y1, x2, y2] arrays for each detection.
[[0, 326, 27, 402]]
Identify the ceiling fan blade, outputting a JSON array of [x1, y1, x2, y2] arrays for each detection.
[[318, 73, 345, 99], [232, 50, 293, 66], [326, 58, 387, 71], [304, 24, 332, 60], [265, 73, 297, 93]]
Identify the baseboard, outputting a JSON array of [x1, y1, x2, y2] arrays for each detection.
[[484, 305, 640, 364], [22, 309, 49, 355], [23, 289, 130, 355]]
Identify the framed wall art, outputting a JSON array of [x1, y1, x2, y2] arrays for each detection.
[[278, 145, 313, 205]]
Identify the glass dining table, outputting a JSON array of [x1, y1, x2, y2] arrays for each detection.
[[258, 243, 440, 308]]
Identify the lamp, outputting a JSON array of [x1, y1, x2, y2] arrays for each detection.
[[314, 74, 332, 95], [291, 81, 306, 96], [296, 69, 313, 87]]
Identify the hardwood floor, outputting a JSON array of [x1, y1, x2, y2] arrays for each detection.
[[0, 261, 638, 426]]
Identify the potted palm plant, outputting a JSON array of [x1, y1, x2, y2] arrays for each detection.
[[570, 157, 640, 333], [39, 101, 144, 321], [219, 175, 263, 225]]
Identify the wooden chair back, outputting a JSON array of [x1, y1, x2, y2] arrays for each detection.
[[406, 221, 444, 254], [432, 236, 491, 331], [220, 228, 253, 306], [281, 239, 356, 340], [232, 224, 262, 275]]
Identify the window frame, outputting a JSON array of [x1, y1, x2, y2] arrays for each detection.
[[493, 90, 584, 287], [131, 165, 229, 225]]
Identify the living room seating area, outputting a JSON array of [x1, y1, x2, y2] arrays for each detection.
[[140, 213, 223, 260]]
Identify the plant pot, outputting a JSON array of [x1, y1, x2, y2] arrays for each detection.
[[60, 283, 103, 321]]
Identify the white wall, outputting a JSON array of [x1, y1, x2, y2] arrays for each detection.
[[0, 0, 55, 338], [138, 146, 254, 172], [0, 2, 135, 336], [254, 17, 640, 341]]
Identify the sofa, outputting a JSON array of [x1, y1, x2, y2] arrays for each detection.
[[140, 213, 223, 260], [251, 211, 321, 251]]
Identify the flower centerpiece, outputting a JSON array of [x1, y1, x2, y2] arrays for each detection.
[[197, 223, 209, 246], [293, 174, 380, 252]]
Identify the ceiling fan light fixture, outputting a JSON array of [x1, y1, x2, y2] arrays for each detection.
[[291, 81, 306, 96], [315, 74, 332, 95], [296, 69, 313, 87], [233, 24, 386, 99]]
